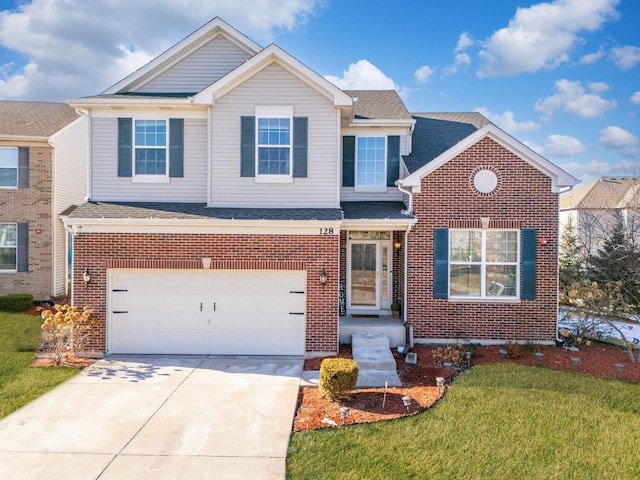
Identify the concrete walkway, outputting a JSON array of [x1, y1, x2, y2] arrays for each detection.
[[0, 355, 303, 480]]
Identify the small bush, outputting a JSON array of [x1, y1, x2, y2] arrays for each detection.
[[505, 341, 528, 359], [40, 304, 98, 365], [432, 344, 466, 367], [0, 294, 33, 312], [319, 358, 359, 401]]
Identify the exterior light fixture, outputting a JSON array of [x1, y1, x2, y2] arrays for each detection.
[[571, 357, 580, 371], [535, 351, 544, 366], [499, 348, 508, 360], [339, 406, 350, 424], [435, 377, 445, 394], [82, 268, 91, 285], [615, 363, 624, 377], [464, 351, 472, 367], [394, 241, 402, 250], [401, 396, 412, 412], [319, 268, 327, 286]]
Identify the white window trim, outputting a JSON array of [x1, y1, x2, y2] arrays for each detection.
[[0, 222, 17, 273], [448, 229, 520, 300], [0, 146, 19, 189], [254, 106, 294, 184], [132, 118, 170, 184], [354, 135, 387, 193]]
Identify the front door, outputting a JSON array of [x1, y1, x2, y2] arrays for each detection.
[[347, 233, 392, 312]]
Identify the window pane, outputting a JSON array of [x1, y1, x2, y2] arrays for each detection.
[[258, 118, 290, 146], [486, 230, 518, 262], [258, 147, 290, 174], [450, 264, 481, 296], [0, 224, 17, 270], [0, 248, 16, 270], [135, 149, 167, 175], [0, 168, 18, 187], [134, 120, 166, 146], [486, 265, 517, 296], [450, 231, 482, 262], [0, 148, 18, 167], [356, 136, 385, 186]]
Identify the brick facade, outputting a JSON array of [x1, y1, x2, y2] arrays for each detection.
[[0, 144, 53, 300], [407, 137, 559, 343], [72, 232, 339, 355]]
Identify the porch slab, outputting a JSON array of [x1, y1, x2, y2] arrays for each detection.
[[339, 315, 406, 347]]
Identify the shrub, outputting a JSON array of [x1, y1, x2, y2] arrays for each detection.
[[319, 358, 359, 401], [505, 341, 528, 359], [0, 293, 33, 312], [432, 344, 466, 367], [40, 304, 98, 365]]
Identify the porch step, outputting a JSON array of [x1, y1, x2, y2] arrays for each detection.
[[352, 333, 402, 387]]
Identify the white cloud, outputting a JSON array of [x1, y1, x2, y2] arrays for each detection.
[[414, 65, 435, 84], [477, 0, 620, 77], [598, 126, 639, 150], [455, 32, 474, 53], [609, 45, 640, 71], [535, 79, 617, 120], [325, 60, 397, 90], [455, 53, 471, 66], [0, 0, 325, 101], [537, 134, 587, 157], [579, 49, 605, 65], [631, 92, 640, 106], [475, 107, 541, 132], [558, 158, 611, 184], [588, 82, 609, 93]]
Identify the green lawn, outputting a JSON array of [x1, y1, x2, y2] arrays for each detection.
[[287, 364, 640, 479], [0, 311, 79, 419]]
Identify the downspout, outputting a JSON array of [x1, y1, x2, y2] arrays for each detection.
[[396, 181, 414, 327]]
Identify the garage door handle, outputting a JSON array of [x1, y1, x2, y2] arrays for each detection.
[[289, 312, 304, 315], [290, 291, 305, 294], [200, 303, 202, 312], [112, 289, 128, 292], [213, 302, 216, 312], [113, 311, 128, 314]]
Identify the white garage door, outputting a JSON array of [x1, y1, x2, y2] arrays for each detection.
[[108, 269, 306, 355]]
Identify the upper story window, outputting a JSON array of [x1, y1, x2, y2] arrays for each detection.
[[449, 229, 519, 299], [134, 119, 167, 177], [0, 147, 18, 188], [0, 223, 17, 271], [356, 136, 386, 191], [255, 106, 293, 183]]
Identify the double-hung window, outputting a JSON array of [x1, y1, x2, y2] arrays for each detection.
[[355, 136, 386, 192], [449, 229, 519, 298], [0, 147, 18, 188], [255, 106, 293, 182], [134, 119, 167, 179], [0, 223, 17, 271]]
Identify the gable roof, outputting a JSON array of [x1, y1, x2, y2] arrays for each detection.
[[400, 121, 578, 193], [0, 101, 79, 139], [404, 113, 489, 173], [102, 17, 262, 95], [192, 44, 353, 107], [344, 90, 412, 120], [560, 176, 640, 210]]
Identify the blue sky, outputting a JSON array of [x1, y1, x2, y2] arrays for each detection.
[[0, 0, 638, 184]]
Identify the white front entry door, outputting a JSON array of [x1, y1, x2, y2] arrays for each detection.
[[347, 240, 391, 311], [108, 269, 306, 355]]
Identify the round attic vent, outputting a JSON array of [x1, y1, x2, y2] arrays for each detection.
[[471, 167, 501, 196]]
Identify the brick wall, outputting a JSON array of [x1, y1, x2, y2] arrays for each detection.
[[0, 145, 53, 300], [72, 232, 339, 355], [407, 137, 559, 343]]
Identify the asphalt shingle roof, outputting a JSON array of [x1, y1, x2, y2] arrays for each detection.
[[560, 176, 640, 210], [68, 202, 343, 221], [344, 90, 412, 120], [0, 101, 79, 137], [341, 202, 414, 220], [403, 112, 489, 174]]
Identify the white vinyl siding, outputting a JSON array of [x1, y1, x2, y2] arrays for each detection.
[[52, 116, 88, 295], [210, 63, 339, 208], [135, 36, 252, 94], [91, 116, 207, 202]]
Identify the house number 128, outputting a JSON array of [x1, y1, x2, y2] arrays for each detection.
[[319, 228, 334, 235]]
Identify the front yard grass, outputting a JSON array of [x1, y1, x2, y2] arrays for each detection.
[[0, 311, 79, 419], [287, 363, 640, 479]]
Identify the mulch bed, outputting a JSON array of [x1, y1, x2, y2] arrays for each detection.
[[294, 342, 640, 432]]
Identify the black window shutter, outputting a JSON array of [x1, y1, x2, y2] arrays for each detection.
[[387, 135, 400, 186], [17, 223, 28, 272], [434, 228, 449, 298], [292, 117, 308, 178], [342, 136, 355, 187], [521, 228, 537, 300], [117, 118, 132, 177], [240, 116, 255, 177], [17, 147, 29, 188], [169, 118, 184, 177]]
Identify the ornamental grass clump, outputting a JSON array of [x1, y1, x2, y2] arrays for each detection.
[[40, 304, 98, 365], [319, 358, 359, 401]]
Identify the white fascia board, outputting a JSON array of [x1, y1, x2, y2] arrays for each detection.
[[401, 124, 579, 193], [64, 217, 342, 235], [341, 218, 417, 231], [65, 97, 199, 109], [0, 135, 49, 143], [348, 119, 416, 128], [102, 18, 262, 95], [192, 44, 353, 108]]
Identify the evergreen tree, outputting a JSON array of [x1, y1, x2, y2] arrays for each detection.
[[559, 216, 585, 296]]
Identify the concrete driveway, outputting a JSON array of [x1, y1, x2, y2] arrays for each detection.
[[0, 355, 303, 479]]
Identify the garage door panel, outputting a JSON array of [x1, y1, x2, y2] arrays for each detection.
[[109, 269, 306, 355]]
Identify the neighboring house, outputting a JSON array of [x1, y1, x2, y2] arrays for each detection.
[[560, 176, 640, 254], [0, 101, 86, 300], [64, 18, 577, 357]]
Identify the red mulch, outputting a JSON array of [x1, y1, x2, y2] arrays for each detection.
[[294, 342, 640, 432], [31, 355, 98, 368]]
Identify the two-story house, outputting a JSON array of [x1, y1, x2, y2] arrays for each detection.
[[64, 18, 577, 357], [0, 101, 85, 301]]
